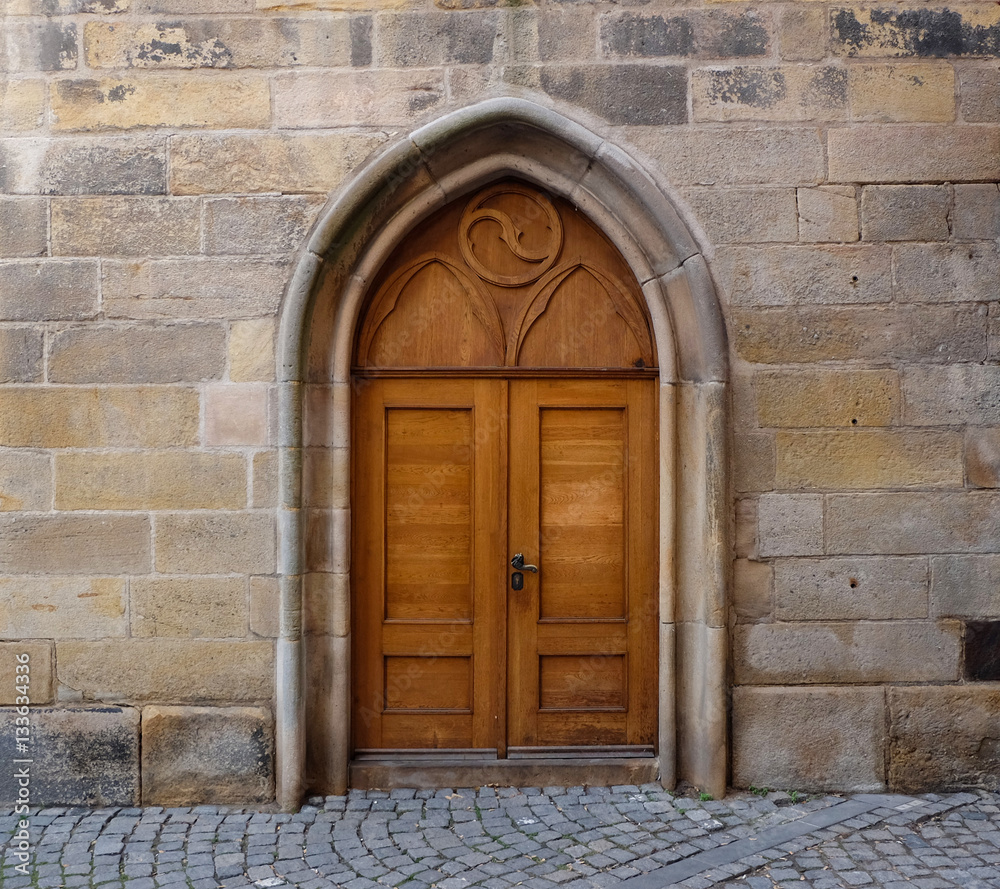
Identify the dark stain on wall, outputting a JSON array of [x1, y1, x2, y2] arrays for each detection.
[[834, 8, 1000, 57]]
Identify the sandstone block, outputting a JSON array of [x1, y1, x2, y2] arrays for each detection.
[[135, 0, 253, 10], [253, 450, 278, 508], [733, 559, 772, 622], [131, 577, 247, 637], [305, 508, 349, 573], [48, 322, 225, 384], [692, 65, 846, 123], [849, 63, 955, 122], [170, 132, 386, 195], [273, 70, 445, 128], [51, 196, 201, 256], [0, 577, 126, 638], [599, 11, 695, 58], [0, 386, 198, 447], [626, 126, 824, 186], [0, 261, 98, 322], [0, 447, 51, 510], [0, 80, 46, 131], [0, 22, 77, 72], [733, 432, 774, 494], [827, 492, 1000, 554], [953, 184, 1000, 239], [56, 451, 246, 510], [0, 136, 167, 195], [960, 65, 1000, 122], [733, 687, 885, 792], [85, 18, 351, 69], [0, 329, 43, 384], [778, 6, 827, 62], [305, 572, 348, 637], [797, 186, 858, 243], [303, 448, 349, 508], [57, 640, 274, 702], [832, 6, 1000, 59], [681, 187, 797, 244], [52, 75, 269, 131], [775, 430, 963, 490], [540, 65, 687, 126], [755, 369, 898, 428], [249, 575, 279, 638], [229, 319, 276, 383], [904, 365, 1000, 425], [376, 10, 499, 66], [696, 9, 772, 58], [0, 515, 149, 574], [966, 427, 1000, 488], [155, 512, 275, 574], [0, 642, 53, 705], [775, 557, 929, 621], [714, 245, 891, 307], [930, 555, 1000, 618], [733, 304, 987, 364], [205, 196, 323, 255], [758, 493, 822, 557], [735, 498, 757, 559], [258, 0, 408, 7], [102, 258, 289, 320], [828, 126, 1000, 183], [205, 384, 269, 446], [990, 304, 1000, 362], [6, 0, 129, 11], [531, 8, 597, 62], [734, 620, 960, 684], [141, 706, 273, 805], [861, 185, 950, 241], [889, 686, 1000, 792], [0, 197, 47, 257], [0, 707, 139, 807]]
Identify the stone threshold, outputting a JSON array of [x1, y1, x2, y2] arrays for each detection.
[[620, 792, 981, 889]]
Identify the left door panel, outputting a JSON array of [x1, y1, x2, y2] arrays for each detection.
[[352, 377, 507, 752]]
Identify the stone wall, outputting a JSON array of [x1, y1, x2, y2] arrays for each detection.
[[0, 0, 998, 804]]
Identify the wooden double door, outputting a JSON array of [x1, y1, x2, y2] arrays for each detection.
[[352, 373, 657, 756]]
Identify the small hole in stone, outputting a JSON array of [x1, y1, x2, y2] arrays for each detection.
[[966, 621, 1000, 680], [851, 418, 858, 425], [851, 275, 859, 283], [849, 578, 858, 588]]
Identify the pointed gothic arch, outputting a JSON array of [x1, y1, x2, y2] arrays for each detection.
[[274, 98, 729, 809]]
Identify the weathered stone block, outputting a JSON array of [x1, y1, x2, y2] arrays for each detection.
[[305, 508, 349, 573], [0, 642, 53, 705], [960, 65, 1000, 122], [734, 620, 960, 684], [170, 132, 386, 195], [229, 319, 276, 383], [0, 577, 126, 638], [273, 70, 445, 128], [733, 687, 886, 792], [51, 196, 201, 255], [253, 450, 278, 508], [204, 196, 323, 255], [828, 126, 1000, 182], [861, 185, 950, 241], [0, 22, 77, 72], [539, 65, 687, 126], [778, 6, 827, 62], [305, 572, 348, 637], [758, 493, 822, 557], [953, 184, 1000, 239], [131, 577, 247, 637], [0, 449, 48, 511], [48, 322, 225, 383], [966, 427, 1000, 488], [775, 557, 929, 621], [85, 18, 352, 68], [681, 187, 797, 243], [930, 555, 1000, 618], [135, 0, 253, 10], [51, 75, 269, 131], [889, 686, 1000, 791], [0, 386, 198, 447], [141, 706, 273, 805], [0, 261, 98, 321], [205, 383, 269, 446], [0, 329, 43, 384], [733, 304, 987, 364], [0, 80, 46, 131], [733, 559, 772, 622], [0, 707, 139, 806], [375, 10, 499, 66], [56, 452, 246, 510], [155, 512, 275, 574], [715, 245, 891, 307], [733, 432, 774, 493], [797, 186, 858, 243], [250, 576, 279, 638], [600, 11, 695, 58], [897, 243, 1000, 302], [57, 640, 274, 702], [7, 0, 129, 11], [776, 430, 963, 490], [697, 10, 772, 58], [692, 65, 846, 122], [832, 7, 1000, 59], [102, 258, 289, 319], [531, 7, 597, 62], [0, 197, 47, 257], [827, 492, 1000, 554], [849, 63, 956, 122], [756, 369, 898, 428], [0, 515, 148, 574], [626, 126, 824, 186], [904, 365, 1000, 425], [735, 498, 757, 559]]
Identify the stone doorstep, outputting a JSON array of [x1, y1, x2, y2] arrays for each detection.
[[618, 792, 979, 889]]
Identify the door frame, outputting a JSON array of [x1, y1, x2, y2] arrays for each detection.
[[273, 98, 729, 809]]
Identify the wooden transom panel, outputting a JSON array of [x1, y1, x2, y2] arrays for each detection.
[[355, 181, 657, 371]]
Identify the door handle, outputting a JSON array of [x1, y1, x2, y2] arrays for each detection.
[[510, 553, 538, 573]]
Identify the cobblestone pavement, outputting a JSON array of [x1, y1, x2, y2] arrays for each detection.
[[0, 786, 996, 889]]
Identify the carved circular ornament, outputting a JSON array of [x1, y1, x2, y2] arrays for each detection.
[[459, 184, 564, 287]]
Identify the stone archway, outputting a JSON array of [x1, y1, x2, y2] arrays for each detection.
[[273, 98, 729, 810]]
